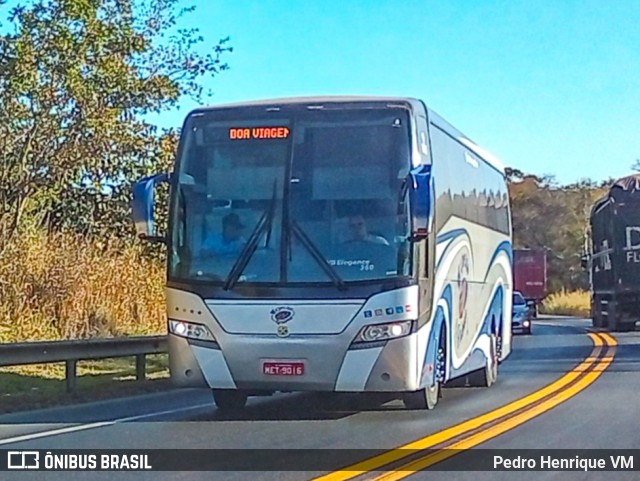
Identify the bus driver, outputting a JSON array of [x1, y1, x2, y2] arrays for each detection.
[[203, 213, 247, 255]]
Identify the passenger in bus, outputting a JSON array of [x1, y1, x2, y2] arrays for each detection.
[[345, 215, 389, 245], [202, 213, 247, 255]]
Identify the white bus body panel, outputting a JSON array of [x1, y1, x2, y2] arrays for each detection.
[[415, 216, 512, 387]]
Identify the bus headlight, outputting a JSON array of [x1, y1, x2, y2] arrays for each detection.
[[169, 320, 216, 341], [355, 320, 413, 343]]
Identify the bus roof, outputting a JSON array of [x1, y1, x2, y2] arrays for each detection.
[[427, 109, 506, 174], [194, 95, 415, 109], [193, 96, 506, 174]]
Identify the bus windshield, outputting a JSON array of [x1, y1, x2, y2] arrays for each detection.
[[169, 106, 412, 286]]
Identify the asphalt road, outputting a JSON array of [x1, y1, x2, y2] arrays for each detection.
[[1, 317, 639, 480]]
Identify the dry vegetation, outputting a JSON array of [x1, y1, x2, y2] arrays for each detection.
[[0, 228, 166, 343], [540, 289, 591, 317]]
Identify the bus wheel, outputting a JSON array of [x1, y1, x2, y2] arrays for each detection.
[[212, 389, 248, 411], [467, 333, 498, 388], [403, 339, 445, 410], [403, 377, 439, 410]]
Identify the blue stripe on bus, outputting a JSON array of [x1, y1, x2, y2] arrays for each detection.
[[423, 237, 509, 386], [435, 229, 470, 270], [436, 228, 468, 244], [483, 240, 513, 282], [445, 283, 505, 381]]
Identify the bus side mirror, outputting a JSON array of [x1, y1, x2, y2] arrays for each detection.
[[132, 173, 171, 243], [408, 165, 433, 242]]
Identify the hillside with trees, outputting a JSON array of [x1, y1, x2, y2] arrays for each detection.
[[507, 168, 612, 293]]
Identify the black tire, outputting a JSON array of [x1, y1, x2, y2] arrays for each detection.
[[212, 389, 248, 411], [403, 382, 440, 410], [592, 315, 603, 328], [467, 333, 498, 387], [592, 297, 604, 328], [607, 301, 618, 331], [403, 329, 445, 410]]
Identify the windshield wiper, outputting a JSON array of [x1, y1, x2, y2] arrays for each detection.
[[223, 181, 278, 290], [290, 220, 346, 290], [263, 181, 277, 249]]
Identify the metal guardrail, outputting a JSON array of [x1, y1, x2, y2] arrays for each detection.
[[0, 336, 168, 392]]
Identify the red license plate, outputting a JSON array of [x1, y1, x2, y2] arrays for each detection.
[[262, 362, 305, 376]]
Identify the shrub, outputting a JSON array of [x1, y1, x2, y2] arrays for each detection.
[[0, 228, 165, 342], [540, 290, 590, 317]]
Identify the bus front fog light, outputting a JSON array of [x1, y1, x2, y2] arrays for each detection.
[[356, 320, 413, 342]]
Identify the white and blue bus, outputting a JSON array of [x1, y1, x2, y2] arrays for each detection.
[[133, 96, 513, 410]]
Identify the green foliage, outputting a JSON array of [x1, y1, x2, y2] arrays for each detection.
[[508, 173, 609, 292], [0, 0, 231, 241]]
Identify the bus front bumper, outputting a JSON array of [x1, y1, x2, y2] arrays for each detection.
[[168, 332, 421, 393]]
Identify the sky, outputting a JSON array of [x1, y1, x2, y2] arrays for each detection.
[[143, 0, 640, 186], [3, 0, 639, 185]]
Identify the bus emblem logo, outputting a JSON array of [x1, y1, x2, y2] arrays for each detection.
[[271, 306, 295, 324], [277, 325, 290, 337]]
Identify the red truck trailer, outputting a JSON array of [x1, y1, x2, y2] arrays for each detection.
[[513, 248, 547, 316]]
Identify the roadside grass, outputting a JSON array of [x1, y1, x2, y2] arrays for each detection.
[[0, 228, 171, 413], [540, 289, 590, 317], [0, 354, 170, 414], [0, 227, 166, 344]]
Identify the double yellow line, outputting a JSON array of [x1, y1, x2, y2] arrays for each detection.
[[312, 331, 617, 480]]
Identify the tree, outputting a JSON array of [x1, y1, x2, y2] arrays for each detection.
[[508, 173, 607, 292], [0, 0, 232, 241]]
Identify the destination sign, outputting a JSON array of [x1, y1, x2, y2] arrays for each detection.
[[229, 127, 290, 140]]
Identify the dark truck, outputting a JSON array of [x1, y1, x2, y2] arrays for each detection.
[[513, 248, 547, 317], [585, 174, 640, 331]]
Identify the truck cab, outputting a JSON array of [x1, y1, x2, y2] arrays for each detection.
[[587, 174, 640, 332]]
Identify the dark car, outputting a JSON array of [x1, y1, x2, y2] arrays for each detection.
[[512, 291, 532, 335]]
